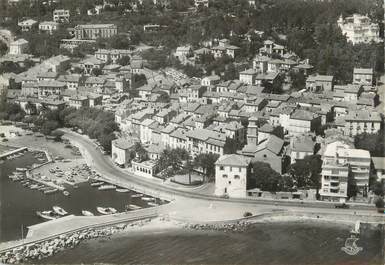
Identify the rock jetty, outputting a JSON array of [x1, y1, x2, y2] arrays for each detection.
[[0, 219, 151, 264], [185, 221, 251, 233]]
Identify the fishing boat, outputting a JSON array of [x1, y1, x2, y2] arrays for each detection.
[[116, 188, 130, 193], [29, 184, 40, 190], [82, 210, 94, 216], [90, 181, 104, 187], [63, 190, 70, 196], [36, 211, 59, 220], [142, 197, 155, 201], [53, 206, 68, 216], [16, 168, 27, 172], [126, 204, 142, 210], [147, 202, 158, 207], [44, 188, 58, 194], [98, 185, 116, 191], [131, 194, 144, 198], [96, 207, 117, 215], [39, 186, 50, 191]]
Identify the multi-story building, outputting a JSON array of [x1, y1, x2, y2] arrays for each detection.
[[343, 110, 382, 136], [185, 128, 226, 157], [95, 49, 132, 63], [37, 80, 66, 99], [39, 21, 59, 34], [306, 75, 334, 92], [74, 24, 118, 40], [215, 154, 251, 198], [337, 14, 381, 45], [287, 109, 321, 135], [195, 0, 209, 7], [353, 68, 373, 86], [18, 19, 37, 32], [53, 9, 70, 23], [320, 141, 371, 202], [9, 39, 28, 55]]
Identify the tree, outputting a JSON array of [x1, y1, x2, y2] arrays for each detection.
[[371, 181, 384, 196], [290, 155, 322, 191], [194, 153, 219, 182], [347, 169, 358, 199], [250, 161, 282, 192], [354, 130, 385, 157], [116, 55, 131, 66], [133, 142, 148, 162], [223, 138, 244, 154], [374, 197, 384, 213]]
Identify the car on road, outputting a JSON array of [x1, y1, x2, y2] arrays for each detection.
[[334, 203, 349, 209]]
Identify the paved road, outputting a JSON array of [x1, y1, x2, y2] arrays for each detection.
[[62, 130, 379, 214]]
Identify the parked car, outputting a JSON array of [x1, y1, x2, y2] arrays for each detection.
[[334, 203, 349, 209]]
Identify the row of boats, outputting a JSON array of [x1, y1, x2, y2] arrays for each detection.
[[35, 206, 129, 220], [4, 152, 25, 160], [9, 171, 69, 196]]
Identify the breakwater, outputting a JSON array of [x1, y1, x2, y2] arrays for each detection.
[[0, 219, 152, 264]]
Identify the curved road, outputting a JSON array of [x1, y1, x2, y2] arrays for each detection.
[[62, 130, 378, 214]]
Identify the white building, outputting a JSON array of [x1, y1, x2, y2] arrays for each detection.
[[320, 141, 371, 202], [353, 68, 373, 86], [9, 39, 28, 55], [111, 138, 135, 166], [337, 14, 381, 45], [18, 19, 37, 32], [215, 154, 251, 198], [39, 21, 59, 34], [132, 160, 157, 178], [53, 9, 70, 23], [343, 110, 382, 136]]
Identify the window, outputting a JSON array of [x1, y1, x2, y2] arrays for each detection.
[[234, 175, 240, 179], [239, 167, 242, 172], [222, 174, 228, 178], [323, 189, 328, 192], [230, 167, 232, 172], [324, 176, 329, 180], [220, 166, 224, 170], [228, 181, 231, 184], [263, 154, 267, 158]]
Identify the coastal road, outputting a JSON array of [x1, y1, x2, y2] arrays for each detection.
[[62, 130, 381, 218]]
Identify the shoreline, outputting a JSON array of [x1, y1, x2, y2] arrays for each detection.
[[0, 211, 382, 264]]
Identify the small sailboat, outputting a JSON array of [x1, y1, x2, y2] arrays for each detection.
[[126, 204, 142, 210], [98, 185, 116, 191], [96, 207, 117, 215], [142, 197, 155, 201], [116, 188, 130, 193], [44, 188, 58, 194], [36, 211, 59, 220], [53, 206, 68, 216], [82, 210, 94, 216], [90, 181, 105, 187]]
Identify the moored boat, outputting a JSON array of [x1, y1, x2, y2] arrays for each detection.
[[126, 204, 142, 210], [96, 207, 117, 215], [53, 206, 68, 216], [16, 168, 27, 172], [142, 197, 155, 201], [82, 210, 94, 216], [63, 190, 70, 196], [131, 193, 144, 198], [116, 188, 130, 193], [147, 202, 158, 207], [98, 185, 116, 191], [36, 210, 59, 220], [44, 188, 58, 194], [90, 181, 104, 187]]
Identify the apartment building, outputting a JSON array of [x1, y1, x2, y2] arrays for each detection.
[[320, 141, 371, 202], [74, 24, 118, 40], [215, 154, 251, 198], [53, 9, 70, 23], [337, 14, 381, 45], [343, 110, 382, 136]]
